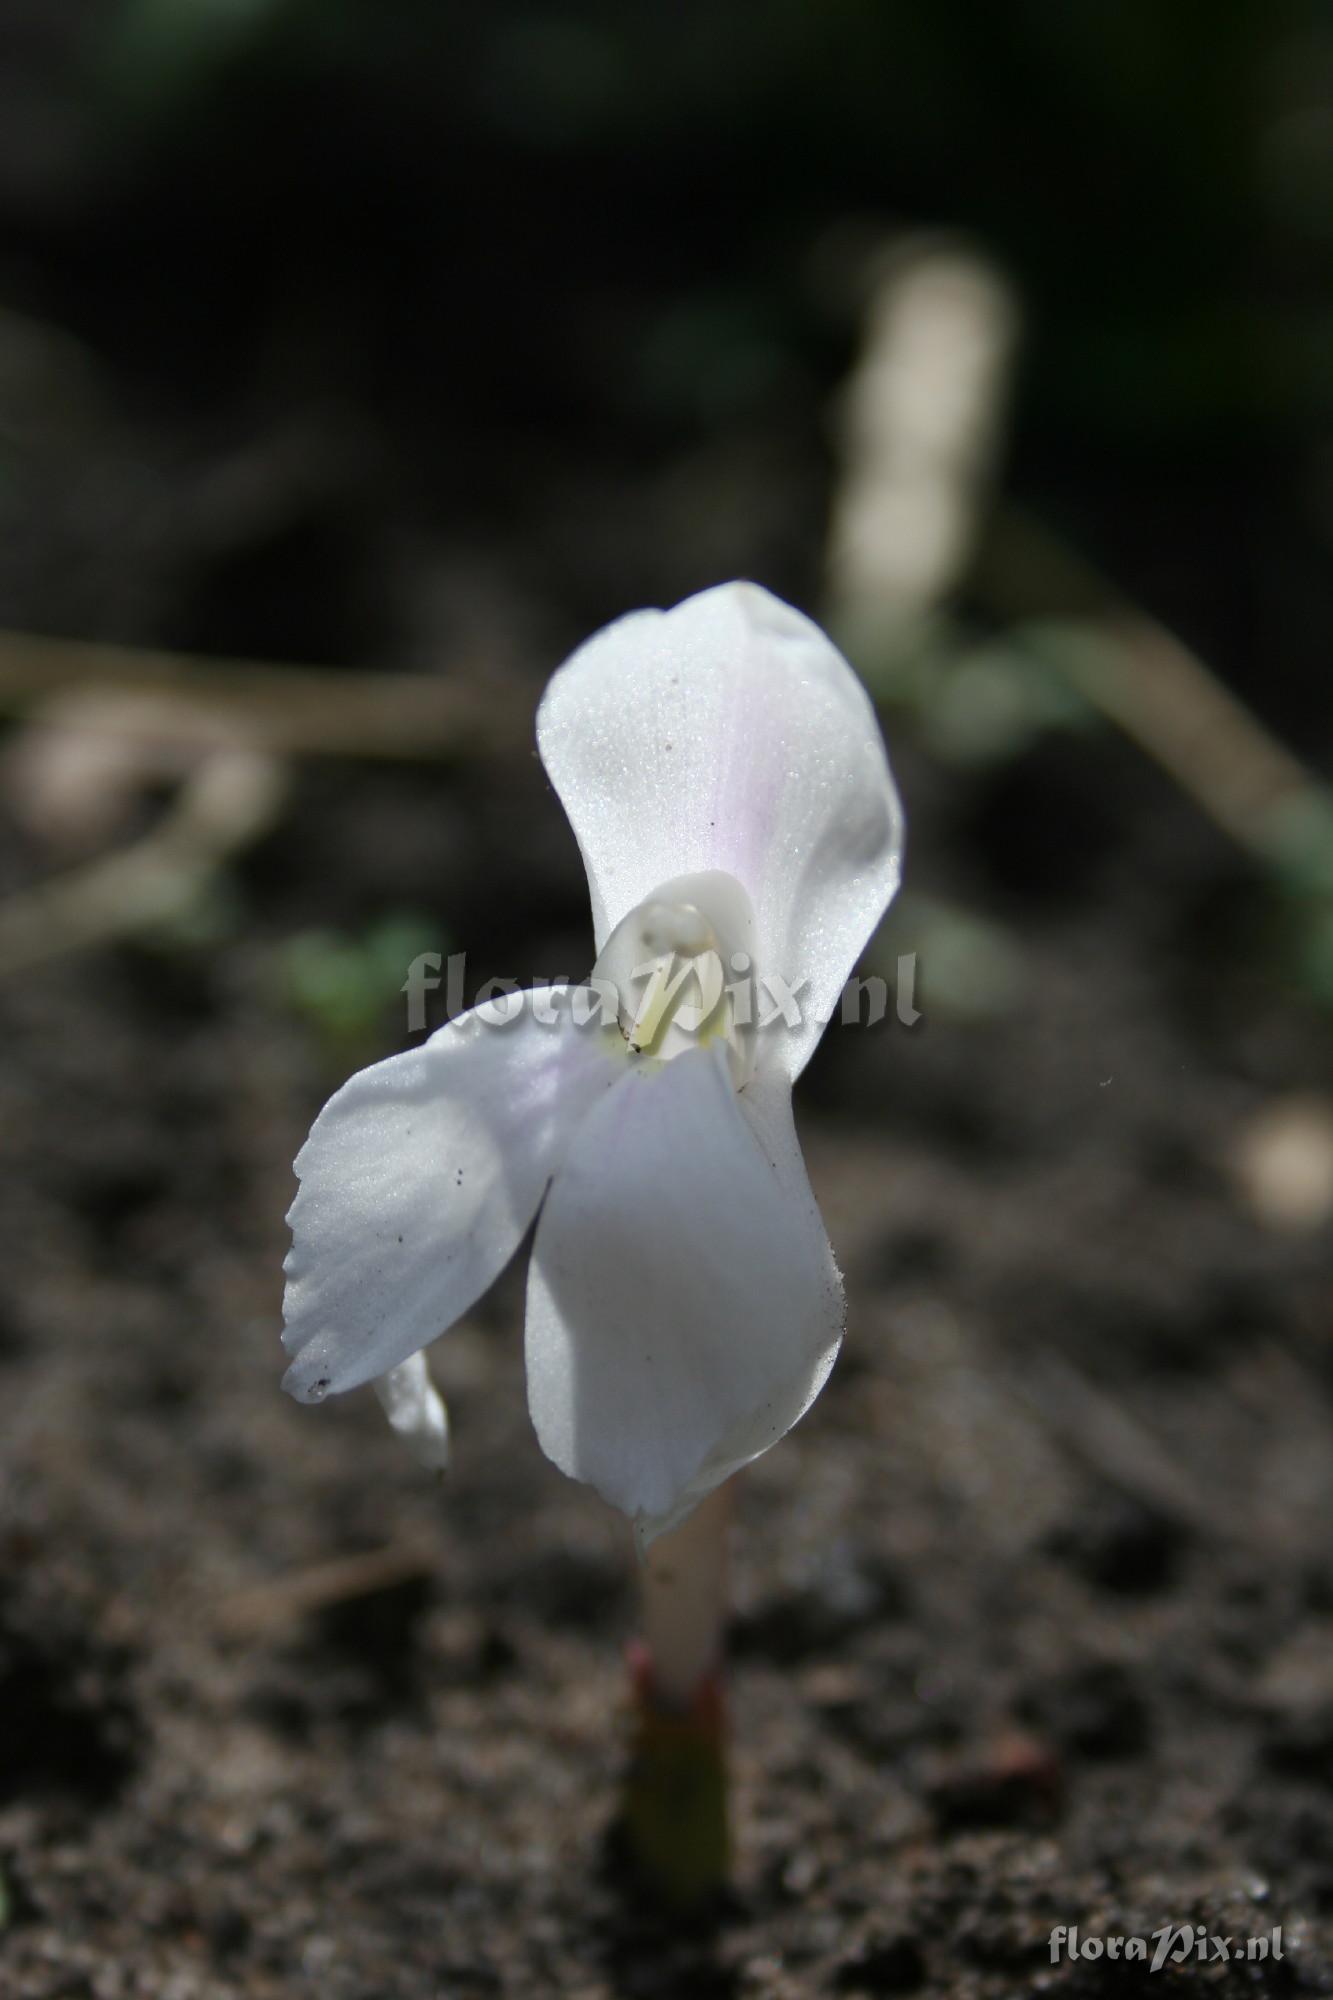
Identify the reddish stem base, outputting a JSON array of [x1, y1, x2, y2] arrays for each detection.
[[622, 1639, 730, 1910]]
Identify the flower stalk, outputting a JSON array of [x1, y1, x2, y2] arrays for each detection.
[[623, 1483, 732, 1908]]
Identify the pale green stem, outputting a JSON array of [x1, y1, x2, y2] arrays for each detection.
[[640, 1481, 732, 1708], [622, 1483, 733, 1908]]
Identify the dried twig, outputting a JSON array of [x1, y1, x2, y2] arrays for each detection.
[[826, 243, 1330, 867], [0, 626, 526, 762], [215, 1541, 437, 1642], [0, 745, 288, 977], [977, 506, 1325, 862], [827, 239, 1020, 630], [0, 620, 537, 974], [1019, 1352, 1252, 1546]]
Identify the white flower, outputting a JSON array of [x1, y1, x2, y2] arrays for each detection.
[[281, 582, 904, 1542]]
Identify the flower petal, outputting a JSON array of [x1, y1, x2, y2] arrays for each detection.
[[374, 1352, 450, 1471], [524, 1044, 844, 1532], [537, 580, 903, 1081], [283, 989, 622, 1400]]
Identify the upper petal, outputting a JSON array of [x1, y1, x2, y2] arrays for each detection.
[[283, 988, 622, 1399], [523, 1044, 844, 1533], [536, 580, 904, 1081]]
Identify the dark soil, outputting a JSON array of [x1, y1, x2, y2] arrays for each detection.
[[1, 703, 1331, 1999]]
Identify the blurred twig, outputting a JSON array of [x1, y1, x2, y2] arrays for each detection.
[[828, 241, 1332, 881], [0, 627, 526, 762], [976, 506, 1326, 864], [0, 626, 533, 976], [1019, 1353, 1246, 1544], [0, 746, 287, 977], [828, 239, 1020, 640], [215, 1541, 437, 1642]]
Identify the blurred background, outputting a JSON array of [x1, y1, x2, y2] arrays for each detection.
[[0, 4, 1331, 1995]]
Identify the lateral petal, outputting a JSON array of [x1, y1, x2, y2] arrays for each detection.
[[283, 989, 621, 1399]]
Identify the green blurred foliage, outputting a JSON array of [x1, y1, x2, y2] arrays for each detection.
[[856, 615, 1096, 770], [1265, 795, 1333, 1009], [920, 635, 1095, 769], [97, 0, 299, 123], [873, 893, 1026, 1025], [1267, 794, 1333, 905], [276, 913, 440, 1063]]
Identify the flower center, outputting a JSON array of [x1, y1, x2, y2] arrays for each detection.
[[591, 870, 756, 1087]]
